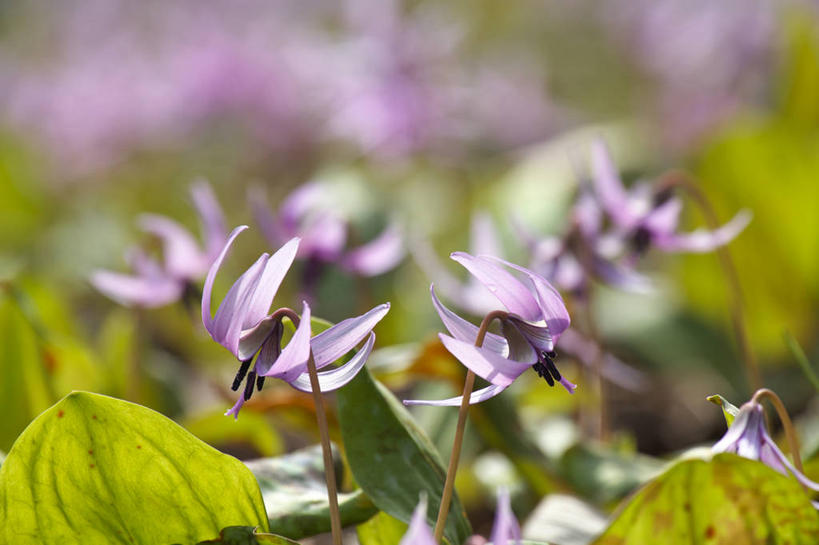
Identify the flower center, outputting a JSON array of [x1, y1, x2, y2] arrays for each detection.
[[531, 350, 561, 387], [631, 226, 652, 254]]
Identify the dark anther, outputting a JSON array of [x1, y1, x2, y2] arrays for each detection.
[[243, 371, 257, 401], [631, 226, 652, 254], [531, 360, 555, 387], [232, 360, 252, 391], [652, 187, 674, 207], [543, 352, 562, 381], [256, 374, 265, 392]]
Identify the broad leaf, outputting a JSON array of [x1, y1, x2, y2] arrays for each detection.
[[357, 511, 408, 545], [0, 392, 269, 544], [247, 444, 377, 539], [337, 368, 472, 545], [593, 453, 819, 545], [192, 526, 300, 544], [707, 394, 740, 426]]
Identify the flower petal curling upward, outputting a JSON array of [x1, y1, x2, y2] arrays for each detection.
[[399, 495, 435, 545], [430, 284, 508, 356], [311, 303, 390, 369], [90, 270, 184, 308], [191, 179, 227, 259], [138, 214, 206, 280], [289, 332, 376, 393], [490, 488, 522, 545], [262, 302, 312, 382], [439, 334, 531, 388], [590, 139, 635, 229], [655, 209, 752, 253], [341, 221, 405, 277]]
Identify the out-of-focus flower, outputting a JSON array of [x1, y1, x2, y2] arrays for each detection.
[[251, 182, 405, 277], [91, 181, 226, 307], [405, 252, 574, 406], [713, 401, 819, 506], [202, 225, 388, 418], [590, 139, 751, 256], [401, 489, 520, 545]]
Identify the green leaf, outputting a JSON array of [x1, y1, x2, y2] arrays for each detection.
[[592, 453, 819, 545], [707, 394, 741, 427], [337, 368, 472, 545], [192, 526, 300, 545], [356, 511, 408, 545], [247, 444, 377, 539], [0, 392, 269, 544]]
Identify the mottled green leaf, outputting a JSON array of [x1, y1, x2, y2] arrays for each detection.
[[0, 392, 269, 544], [192, 526, 300, 544], [337, 368, 472, 545], [357, 511, 408, 545], [593, 453, 819, 545], [707, 394, 741, 427], [247, 444, 377, 539]]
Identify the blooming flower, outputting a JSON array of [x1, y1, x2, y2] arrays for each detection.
[[713, 401, 819, 507], [201, 225, 389, 418], [401, 489, 520, 545], [250, 182, 405, 278], [590, 139, 751, 256], [405, 252, 574, 406], [91, 181, 226, 307]]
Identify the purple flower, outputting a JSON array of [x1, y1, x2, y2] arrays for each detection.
[[401, 489, 520, 545], [713, 401, 819, 506], [201, 225, 389, 418], [590, 139, 751, 255], [405, 252, 574, 406], [251, 182, 405, 278], [91, 181, 226, 307]]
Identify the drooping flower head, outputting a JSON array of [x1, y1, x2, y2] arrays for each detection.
[[590, 139, 751, 256], [91, 180, 227, 307], [405, 252, 574, 406], [202, 225, 389, 418]]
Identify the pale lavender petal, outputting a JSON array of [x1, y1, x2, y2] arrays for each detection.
[[289, 332, 375, 393], [451, 252, 541, 322], [559, 376, 577, 394], [202, 225, 248, 330], [506, 316, 553, 355], [399, 496, 435, 545], [138, 214, 206, 279], [341, 221, 405, 276], [311, 303, 390, 369], [191, 179, 227, 259], [712, 404, 755, 454], [211, 253, 268, 356], [558, 329, 647, 391], [642, 197, 682, 238], [299, 213, 348, 261], [279, 182, 324, 232], [263, 302, 312, 382], [590, 139, 636, 229], [573, 191, 603, 237], [126, 247, 163, 278], [248, 185, 287, 245], [403, 384, 509, 406], [431, 285, 508, 356], [490, 488, 521, 545], [591, 255, 653, 294], [224, 393, 247, 421], [439, 334, 531, 387], [250, 319, 283, 376], [501, 320, 539, 363], [470, 212, 502, 258], [761, 432, 819, 492], [90, 270, 184, 308], [655, 210, 752, 253], [240, 237, 300, 330]]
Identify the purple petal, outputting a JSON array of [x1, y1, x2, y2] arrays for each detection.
[[431, 285, 508, 356], [399, 496, 436, 545], [591, 254, 653, 294], [342, 222, 405, 276], [558, 329, 646, 391], [642, 197, 682, 238], [470, 212, 502, 258], [760, 432, 819, 492], [572, 191, 603, 237], [712, 403, 755, 454], [202, 226, 248, 329], [90, 270, 184, 308], [311, 303, 390, 369], [439, 334, 531, 387], [299, 213, 348, 261], [248, 185, 287, 245], [403, 384, 508, 407], [506, 316, 553, 355], [450, 252, 541, 322], [240, 237, 300, 330], [490, 488, 521, 545], [126, 247, 163, 278], [559, 376, 577, 394], [224, 393, 247, 420], [138, 214, 206, 279], [590, 139, 635, 229], [655, 210, 752, 253], [263, 302, 312, 382], [289, 332, 375, 393], [249, 318, 283, 375], [501, 320, 539, 363], [279, 182, 324, 232], [191, 179, 227, 260]]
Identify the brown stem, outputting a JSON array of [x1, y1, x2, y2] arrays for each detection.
[[277, 308, 343, 545], [434, 310, 509, 544], [659, 172, 761, 392], [751, 388, 803, 473]]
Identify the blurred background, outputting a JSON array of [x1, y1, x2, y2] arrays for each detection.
[[1, 0, 818, 538]]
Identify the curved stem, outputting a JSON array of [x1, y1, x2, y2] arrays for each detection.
[[752, 388, 802, 473], [659, 172, 761, 392], [434, 310, 509, 544], [277, 308, 343, 545]]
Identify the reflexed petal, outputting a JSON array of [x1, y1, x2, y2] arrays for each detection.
[[591, 254, 652, 294], [501, 320, 538, 363], [439, 334, 531, 387], [573, 190, 602, 237], [451, 252, 541, 321], [506, 316, 553, 355], [431, 285, 508, 356], [191, 179, 227, 259], [590, 139, 635, 229], [251, 319, 283, 376], [712, 404, 756, 454], [289, 333, 375, 393], [559, 376, 577, 394], [490, 488, 521, 545], [138, 214, 206, 279], [403, 384, 508, 406], [558, 329, 646, 391], [399, 496, 435, 545], [90, 270, 184, 308], [126, 247, 163, 278], [760, 431, 819, 492], [300, 213, 348, 261], [224, 393, 247, 420], [342, 221, 405, 276], [279, 181, 324, 232], [642, 197, 682, 238], [248, 185, 286, 244], [312, 303, 390, 369], [241, 237, 300, 330], [655, 210, 751, 253], [211, 253, 268, 355], [201, 224, 248, 330], [263, 302, 312, 381], [470, 212, 502, 258]]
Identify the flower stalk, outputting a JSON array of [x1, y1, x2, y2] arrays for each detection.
[[434, 309, 509, 543], [751, 388, 802, 473]]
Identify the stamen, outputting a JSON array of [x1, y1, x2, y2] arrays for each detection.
[[243, 371, 256, 401], [543, 352, 562, 381], [232, 360, 252, 391], [531, 360, 555, 387], [256, 374, 265, 392]]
